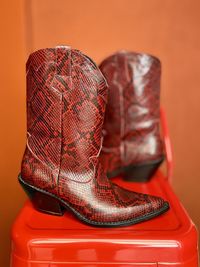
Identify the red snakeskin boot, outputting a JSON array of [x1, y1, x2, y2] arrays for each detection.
[[100, 51, 164, 182], [19, 47, 169, 227]]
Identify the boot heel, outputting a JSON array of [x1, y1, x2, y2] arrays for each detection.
[[123, 158, 163, 182], [19, 178, 64, 216]]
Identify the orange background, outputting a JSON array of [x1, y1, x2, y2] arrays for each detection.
[[1, 0, 200, 265]]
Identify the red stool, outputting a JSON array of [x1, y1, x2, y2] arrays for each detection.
[[10, 110, 199, 267]]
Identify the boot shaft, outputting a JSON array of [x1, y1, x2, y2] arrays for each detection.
[[100, 51, 161, 144], [100, 51, 163, 169], [22, 47, 108, 187]]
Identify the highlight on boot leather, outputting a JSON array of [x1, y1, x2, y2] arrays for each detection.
[[99, 50, 164, 182], [19, 46, 169, 227]]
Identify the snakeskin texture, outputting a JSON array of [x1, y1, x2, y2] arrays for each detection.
[[99, 51, 164, 174], [21, 47, 168, 226]]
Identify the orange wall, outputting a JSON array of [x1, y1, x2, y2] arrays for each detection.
[[1, 0, 200, 265], [0, 1, 26, 266]]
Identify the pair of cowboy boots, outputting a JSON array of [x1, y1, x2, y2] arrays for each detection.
[[19, 46, 169, 227]]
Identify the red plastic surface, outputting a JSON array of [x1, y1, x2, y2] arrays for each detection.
[[10, 110, 198, 266], [160, 107, 173, 183]]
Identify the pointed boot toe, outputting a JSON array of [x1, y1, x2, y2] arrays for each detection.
[[110, 183, 169, 226]]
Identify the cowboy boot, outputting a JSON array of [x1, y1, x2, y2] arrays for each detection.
[[100, 51, 164, 182], [19, 47, 169, 227]]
